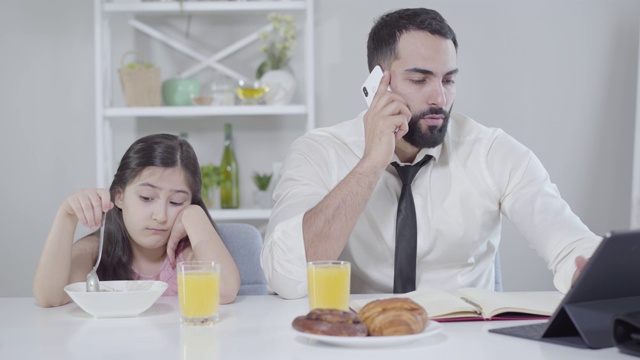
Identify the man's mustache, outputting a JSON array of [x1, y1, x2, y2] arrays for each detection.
[[414, 107, 448, 119]]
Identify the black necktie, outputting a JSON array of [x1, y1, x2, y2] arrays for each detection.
[[391, 155, 433, 293]]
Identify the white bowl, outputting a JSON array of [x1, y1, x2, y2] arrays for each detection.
[[64, 280, 168, 318]]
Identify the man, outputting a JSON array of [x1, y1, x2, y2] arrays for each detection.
[[261, 8, 600, 299]]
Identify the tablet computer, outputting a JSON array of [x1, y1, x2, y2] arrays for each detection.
[[489, 230, 640, 349]]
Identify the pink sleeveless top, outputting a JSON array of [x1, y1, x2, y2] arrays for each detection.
[[131, 252, 186, 296]]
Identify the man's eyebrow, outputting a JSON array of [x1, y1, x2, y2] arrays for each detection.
[[404, 68, 459, 76], [137, 182, 190, 195]]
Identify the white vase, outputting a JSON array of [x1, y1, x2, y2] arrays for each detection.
[[260, 69, 297, 106], [203, 185, 220, 209], [252, 190, 272, 209]]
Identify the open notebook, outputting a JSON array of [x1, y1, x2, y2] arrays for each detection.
[[350, 287, 563, 321]]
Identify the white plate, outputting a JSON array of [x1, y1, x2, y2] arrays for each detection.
[[295, 320, 443, 347]]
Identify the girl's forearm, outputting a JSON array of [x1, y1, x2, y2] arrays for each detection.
[[32, 208, 78, 307]]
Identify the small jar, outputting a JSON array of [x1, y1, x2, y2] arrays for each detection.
[[209, 73, 236, 106]]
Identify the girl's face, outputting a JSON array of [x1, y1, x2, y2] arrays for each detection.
[[115, 166, 192, 251]]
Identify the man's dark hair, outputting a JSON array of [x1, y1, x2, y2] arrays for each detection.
[[367, 8, 458, 71]]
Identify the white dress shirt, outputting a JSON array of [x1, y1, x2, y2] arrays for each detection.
[[261, 111, 602, 299]]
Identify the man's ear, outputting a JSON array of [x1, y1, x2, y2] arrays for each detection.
[[114, 189, 124, 209]]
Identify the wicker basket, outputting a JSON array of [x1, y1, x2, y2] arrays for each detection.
[[118, 51, 161, 107]]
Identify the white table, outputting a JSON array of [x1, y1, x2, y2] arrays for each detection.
[[0, 295, 634, 359]]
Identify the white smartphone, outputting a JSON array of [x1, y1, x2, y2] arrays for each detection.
[[361, 65, 384, 107], [362, 65, 399, 134]]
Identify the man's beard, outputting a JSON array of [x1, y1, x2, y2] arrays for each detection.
[[402, 105, 452, 149]]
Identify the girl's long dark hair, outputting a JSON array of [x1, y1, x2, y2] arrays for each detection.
[[97, 134, 216, 280]]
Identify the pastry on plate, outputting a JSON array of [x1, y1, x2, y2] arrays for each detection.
[[292, 308, 368, 337], [358, 297, 429, 336]]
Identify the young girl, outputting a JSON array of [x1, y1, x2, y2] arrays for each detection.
[[33, 134, 240, 307]]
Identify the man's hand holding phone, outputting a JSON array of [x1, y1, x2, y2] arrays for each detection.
[[362, 66, 410, 140], [361, 66, 411, 169]]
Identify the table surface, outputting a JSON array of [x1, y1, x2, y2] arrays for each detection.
[[0, 295, 634, 360]]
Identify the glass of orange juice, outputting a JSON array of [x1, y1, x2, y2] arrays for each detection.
[[307, 261, 351, 311], [177, 261, 220, 326]]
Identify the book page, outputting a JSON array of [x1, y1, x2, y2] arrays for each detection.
[[350, 288, 479, 319], [408, 288, 481, 318], [455, 288, 564, 318]]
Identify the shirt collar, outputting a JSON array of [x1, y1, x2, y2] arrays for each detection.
[[391, 138, 442, 165]]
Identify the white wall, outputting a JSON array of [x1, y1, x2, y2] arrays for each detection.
[[0, 1, 95, 297], [1, 0, 638, 296]]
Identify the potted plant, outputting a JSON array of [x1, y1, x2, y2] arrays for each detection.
[[201, 164, 222, 209], [252, 172, 273, 209], [256, 12, 298, 105]]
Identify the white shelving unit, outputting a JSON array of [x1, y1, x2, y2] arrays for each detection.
[[94, 0, 314, 221]]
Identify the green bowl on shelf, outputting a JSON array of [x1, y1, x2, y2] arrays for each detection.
[[162, 78, 200, 106]]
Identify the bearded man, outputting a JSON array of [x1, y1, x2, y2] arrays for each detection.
[[261, 8, 599, 299]]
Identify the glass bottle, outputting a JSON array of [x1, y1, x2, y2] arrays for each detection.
[[220, 123, 240, 209]]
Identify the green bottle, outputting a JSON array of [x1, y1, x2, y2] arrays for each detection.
[[220, 123, 240, 209]]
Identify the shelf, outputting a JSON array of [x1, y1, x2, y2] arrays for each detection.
[[103, 1, 306, 14], [104, 105, 307, 117], [209, 208, 271, 221], [95, 0, 315, 188]]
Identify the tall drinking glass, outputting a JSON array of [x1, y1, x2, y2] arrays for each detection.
[[307, 260, 351, 311], [177, 261, 220, 326]]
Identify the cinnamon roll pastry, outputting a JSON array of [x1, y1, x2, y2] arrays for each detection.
[[292, 308, 368, 337]]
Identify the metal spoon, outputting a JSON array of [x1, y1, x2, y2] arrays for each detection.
[[86, 219, 105, 292]]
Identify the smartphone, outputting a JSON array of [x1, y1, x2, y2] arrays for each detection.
[[362, 65, 399, 135], [361, 65, 384, 107]]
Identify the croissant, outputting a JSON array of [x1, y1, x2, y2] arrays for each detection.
[[358, 297, 429, 336]]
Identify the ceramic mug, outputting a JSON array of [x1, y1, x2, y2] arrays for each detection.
[[162, 78, 200, 106]]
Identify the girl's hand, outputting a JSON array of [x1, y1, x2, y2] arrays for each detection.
[[61, 188, 113, 229], [167, 206, 190, 267]]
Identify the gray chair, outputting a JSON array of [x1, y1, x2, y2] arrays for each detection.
[[217, 223, 269, 296]]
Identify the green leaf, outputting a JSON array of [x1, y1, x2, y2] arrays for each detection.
[[256, 60, 270, 80]]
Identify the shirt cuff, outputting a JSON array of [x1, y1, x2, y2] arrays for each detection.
[[552, 238, 601, 294], [261, 213, 308, 299]]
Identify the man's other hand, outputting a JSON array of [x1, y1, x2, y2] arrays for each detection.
[[571, 255, 588, 286]]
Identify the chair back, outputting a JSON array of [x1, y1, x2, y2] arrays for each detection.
[[217, 223, 269, 295]]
